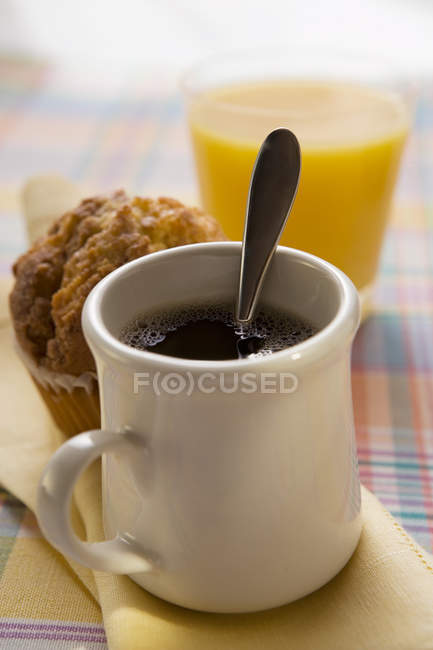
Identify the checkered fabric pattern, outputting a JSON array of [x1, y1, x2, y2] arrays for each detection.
[[0, 57, 432, 647]]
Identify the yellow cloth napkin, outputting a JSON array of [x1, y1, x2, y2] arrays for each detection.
[[1, 178, 433, 649]]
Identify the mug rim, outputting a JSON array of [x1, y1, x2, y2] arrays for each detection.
[[82, 242, 359, 372]]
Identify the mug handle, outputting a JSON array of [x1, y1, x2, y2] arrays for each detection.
[[37, 428, 156, 574]]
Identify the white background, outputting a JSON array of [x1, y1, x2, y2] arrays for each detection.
[[0, 0, 432, 79]]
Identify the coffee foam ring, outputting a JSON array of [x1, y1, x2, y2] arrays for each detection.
[[121, 303, 316, 356]]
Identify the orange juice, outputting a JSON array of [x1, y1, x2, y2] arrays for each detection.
[[188, 81, 408, 293]]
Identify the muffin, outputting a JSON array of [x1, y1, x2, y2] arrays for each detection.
[[10, 191, 226, 436]]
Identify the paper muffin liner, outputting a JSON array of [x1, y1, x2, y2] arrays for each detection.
[[31, 378, 100, 437], [16, 340, 100, 437]]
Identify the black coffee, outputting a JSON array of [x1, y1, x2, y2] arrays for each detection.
[[119, 304, 316, 361]]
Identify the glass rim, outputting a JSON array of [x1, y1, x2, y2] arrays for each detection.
[[180, 45, 415, 119]]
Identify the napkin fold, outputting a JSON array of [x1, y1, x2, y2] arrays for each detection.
[[1, 177, 433, 650]]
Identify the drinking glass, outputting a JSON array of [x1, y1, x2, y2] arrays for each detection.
[[182, 47, 412, 315]]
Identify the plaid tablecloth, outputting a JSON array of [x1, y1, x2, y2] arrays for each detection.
[[0, 57, 432, 647]]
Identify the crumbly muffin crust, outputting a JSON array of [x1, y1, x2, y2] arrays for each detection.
[[10, 192, 226, 376]]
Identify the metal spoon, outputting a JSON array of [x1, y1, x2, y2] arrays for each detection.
[[236, 128, 301, 358]]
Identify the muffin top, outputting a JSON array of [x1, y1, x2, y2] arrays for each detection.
[[10, 191, 226, 376]]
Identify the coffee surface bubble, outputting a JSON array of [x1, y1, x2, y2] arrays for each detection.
[[120, 303, 316, 361]]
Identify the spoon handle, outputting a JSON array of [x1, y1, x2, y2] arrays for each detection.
[[236, 128, 301, 323]]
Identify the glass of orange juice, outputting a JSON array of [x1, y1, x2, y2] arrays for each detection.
[[182, 48, 411, 314]]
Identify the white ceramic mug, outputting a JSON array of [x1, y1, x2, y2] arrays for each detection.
[[37, 242, 362, 613]]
